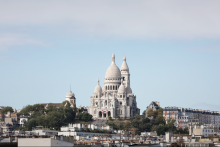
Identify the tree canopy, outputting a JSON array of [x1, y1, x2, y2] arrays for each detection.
[[18, 102, 76, 130], [77, 112, 93, 122], [1, 106, 14, 114], [107, 108, 188, 135]]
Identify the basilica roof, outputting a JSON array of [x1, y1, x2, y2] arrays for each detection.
[[126, 86, 132, 94], [105, 53, 121, 79], [94, 79, 102, 94], [120, 56, 129, 71], [118, 81, 126, 93]]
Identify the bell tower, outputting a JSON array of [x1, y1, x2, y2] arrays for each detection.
[[120, 56, 130, 88]]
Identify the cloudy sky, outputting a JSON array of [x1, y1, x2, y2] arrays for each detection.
[[1, 0, 220, 112]]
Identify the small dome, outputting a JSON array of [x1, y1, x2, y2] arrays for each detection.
[[94, 79, 102, 94], [105, 53, 121, 79], [118, 80, 126, 93], [120, 56, 129, 71], [66, 91, 75, 97], [126, 87, 132, 93]]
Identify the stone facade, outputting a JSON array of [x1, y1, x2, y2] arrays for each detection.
[[88, 54, 140, 119]]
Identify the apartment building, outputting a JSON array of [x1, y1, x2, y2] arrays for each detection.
[[189, 125, 217, 137], [163, 107, 181, 124], [163, 107, 220, 130]]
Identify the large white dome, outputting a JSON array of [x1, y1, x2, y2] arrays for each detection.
[[105, 63, 121, 79], [105, 53, 121, 79], [94, 79, 102, 94], [94, 85, 102, 94]]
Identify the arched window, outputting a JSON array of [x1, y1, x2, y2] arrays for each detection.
[[116, 86, 117, 90], [113, 86, 114, 90], [108, 85, 109, 90], [110, 86, 112, 90], [106, 86, 107, 90]]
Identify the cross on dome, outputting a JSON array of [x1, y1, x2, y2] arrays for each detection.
[[112, 53, 115, 64], [97, 79, 100, 85]]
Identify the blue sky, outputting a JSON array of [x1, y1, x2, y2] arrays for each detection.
[[0, 0, 220, 113]]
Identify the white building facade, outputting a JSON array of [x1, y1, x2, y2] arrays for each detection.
[[89, 54, 140, 119]]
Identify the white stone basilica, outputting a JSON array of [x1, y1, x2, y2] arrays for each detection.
[[88, 54, 140, 119]]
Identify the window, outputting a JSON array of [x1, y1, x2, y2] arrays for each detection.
[[120, 95, 122, 98], [120, 102, 122, 105], [123, 77, 125, 81], [113, 86, 114, 90], [116, 86, 117, 90]]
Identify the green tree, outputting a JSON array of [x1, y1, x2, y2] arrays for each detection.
[[61, 100, 71, 107], [45, 111, 64, 127], [131, 114, 141, 128], [151, 125, 158, 132], [79, 107, 85, 113], [155, 115, 165, 125], [116, 115, 120, 119], [73, 103, 77, 112], [45, 104, 57, 114], [146, 108, 154, 117], [24, 118, 37, 130], [1, 106, 14, 114], [124, 122, 131, 130], [18, 105, 33, 116], [77, 113, 92, 122], [157, 124, 165, 135], [142, 110, 146, 116], [165, 118, 176, 132], [142, 117, 150, 123]]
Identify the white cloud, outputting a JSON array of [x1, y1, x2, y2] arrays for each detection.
[[0, 0, 220, 39]]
